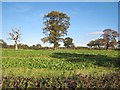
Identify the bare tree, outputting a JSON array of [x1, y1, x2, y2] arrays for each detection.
[[8, 28, 21, 50]]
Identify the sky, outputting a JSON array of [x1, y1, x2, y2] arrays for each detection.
[[2, 0, 120, 2], [2, 2, 118, 47]]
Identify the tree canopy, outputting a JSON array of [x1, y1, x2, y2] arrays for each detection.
[[87, 29, 119, 49], [101, 29, 119, 49], [64, 37, 74, 48], [87, 39, 106, 49], [41, 11, 70, 49]]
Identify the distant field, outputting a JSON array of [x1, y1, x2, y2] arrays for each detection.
[[2, 49, 120, 88]]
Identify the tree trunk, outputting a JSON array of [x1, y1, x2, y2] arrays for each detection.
[[15, 41, 18, 50], [98, 45, 100, 49], [105, 43, 109, 50], [53, 41, 58, 50], [53, 44, 56, 50]]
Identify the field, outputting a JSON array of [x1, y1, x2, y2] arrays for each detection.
[[2, 49, 120, 88]]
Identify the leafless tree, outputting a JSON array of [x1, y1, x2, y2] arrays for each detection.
[[8, 28, 21, 50]]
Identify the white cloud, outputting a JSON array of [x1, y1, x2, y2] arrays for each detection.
[[90, 31, 103, 35]]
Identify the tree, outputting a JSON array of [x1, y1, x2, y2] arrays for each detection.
[[87, 40, 95, 48], [94, 39, 106, 49], [36, 44, 42, 48], [0, 39, 7, 48], [41, 11, 70, 50], [18, 43, 29, 49], [8, 28, 21, 50], [117, 40, 120, 48], [87, 39, 106, 49], [101, 29, 119, 49], [64, 37, 74, 48]]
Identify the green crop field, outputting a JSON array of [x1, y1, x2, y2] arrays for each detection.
[[2, 49, 120, 88]]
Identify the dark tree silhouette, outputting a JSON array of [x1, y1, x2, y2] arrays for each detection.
[[64, 37, 74, 48], [87, 40, 95, 48], [41, 11, 70, 50]]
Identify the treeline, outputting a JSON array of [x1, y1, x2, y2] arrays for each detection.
[[0, 39, 88, 50], [1, 38, 120, 50], [0, 41, 42, 50], [0, 40, 88, 50]]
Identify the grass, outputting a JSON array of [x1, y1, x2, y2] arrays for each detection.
[[2, 49, 120, 78]]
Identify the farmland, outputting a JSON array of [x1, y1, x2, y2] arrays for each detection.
[[2, 49, 120, 88]]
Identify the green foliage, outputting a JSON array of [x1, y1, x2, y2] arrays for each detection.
[[87, 29, 120, 49], [41, 11, 70, 49], [2, 49, 119, 75], [64, 37, 74, 48], [101, 29, 119, 49], [87, 39, 106, 49], [0, 39, 7, 48], [2, 49, 120, 88], [87, 40, 95, 48]]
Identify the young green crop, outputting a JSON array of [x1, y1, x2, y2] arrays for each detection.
[[2, 49, 120, 78]]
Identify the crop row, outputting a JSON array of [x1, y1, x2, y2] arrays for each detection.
[[2, 56, 120, 71], [2, 58, 94, 70]]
